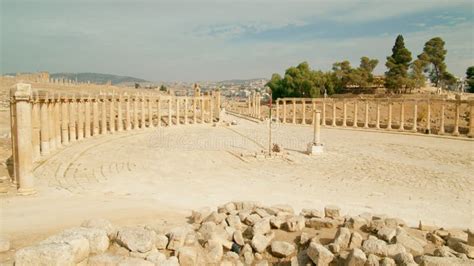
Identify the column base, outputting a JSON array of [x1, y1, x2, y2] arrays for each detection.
[[18, 187, 37, 196], [452, 131, 460, 136], [467, 133, 474, 138], [307, 143, 324, 155]]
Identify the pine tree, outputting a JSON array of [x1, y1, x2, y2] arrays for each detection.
[[385, 35, 412, 93]]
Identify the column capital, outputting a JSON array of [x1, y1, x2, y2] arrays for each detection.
[[11, 83, 32, 102]]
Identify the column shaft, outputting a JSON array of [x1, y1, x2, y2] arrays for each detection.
[[353, 100, 358, 128], [61, 99, 69, 144], [387, 101, 392, 130], [342, 100, 347, 127], [412, 101, 418, 133], [452, 100, 460, 136], [40, 100, 50, 155], [332, 100, 336, 127], [31, 101, 41, 160], [302, 100, 306, 125], [69, 100, 77, 142], [92, 99, 99, 135], [399, 101, 405, 131], [364, 100, 369, 128]]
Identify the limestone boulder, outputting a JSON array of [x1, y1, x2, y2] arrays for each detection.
[[362, 236, 387, 257], [324, 205, 341, 218], [155, 234, 168, 250], [252, 218, 271, 235], [203, 211, 226, 224], [380, 257, 396, 266], [270, 241, 295, 258], [395, 231, 425, 256], [117, 257, 154, 266], [394, 252, 416, 266], [306, 242, 334, 265], [300, 208, 322, 218], [0, 236, 10, 253], [226, 215, 243, 230], [377, 226, 397, 243], [285, 216, 305, 232], [191, 207, 212, 224], [81, 218, 117, 239], [418, 255, 474, 266], [448, 238, 474, 259], [346, 216, 368, 230], [167, 227, 191, 251], [205, 239, 223, 263], [245, 214, 262, 226], [251, 234, 271, 253], [347, 248, 367, 266], [88, 254, 124, 266], [348, 232, 364, 249], [270, 216, 286, 229], [62, 227, 109, 254], [177, 246, 198, 266], [306, 217, 336, 229], [333, 227, 351, 250], [15, 243, 75, 266], [233, 230, 245, 246], [41, 233, 90, 263], [385, 243, 407, 258], [145, 250, 167, 264], [218, 202, 236, 214], [366, 254, 380, 266], [116, 227, 156, 253]]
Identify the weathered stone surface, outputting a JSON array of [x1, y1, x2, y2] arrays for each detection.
[[255, 208, 271, 218], [117, 257, 154, 266], [243, 250, 254, 265], [306, 242, 334, 265], [377, 226, 397, 243], [362, 236, 387, 257], [0, 236, 10, 253], [88, 254, 123, 266], [41, 233, 90, 263], [251, 234, 271, 253], [468, 229, 474, 246], [380, 257, 396, 266], [270, 216, 286, 229], [333, 227, 351, 249], [238, 210, 252, 222], [159, 256, 179, 266], [395, 231, 425, 256], [167, 227, 191, 251], [433, 245, 459, 257], [347, 248, 367, 266], [116, 227, 155, 253], [271, 241, 295, 257], [448, 238, 474, 258], [255, 260, 269, 266], [394, 252, 416, 266], [155, 234, 168, 250], [368, 219, 385, 233], [233, 230, 245, 246], [177, 246, 198, 266], [306, 217, 336, 229], [349, 232, 363, 249], [204, 211, 226, 224], [245, 214, 262, 226], [81, 218, 116, 239], [145, 250, 166, 264], [15, 243, 75, 266], [385, 243, 407, 258], [300, 232, 311, 245], [285, 216, 305, 232], [346, 216, 368, 230], [218, 202, 236, 214], [427, 232, 445, 247], [205, 239, 223, 263], [226, 215, 243, 230], [191, 207, 211, 224], [62, 227, 109, 254], [418, 255, 474, 266], [198, 221, 217, 241], [253, 218, 271, 235], [324, 205, 340, 218], [272, 204, 294, 214], [366, 254, 380, 266], [300, 208, 322, 218]]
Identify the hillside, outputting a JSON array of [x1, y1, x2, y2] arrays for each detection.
[[50, 72, 149, 85]]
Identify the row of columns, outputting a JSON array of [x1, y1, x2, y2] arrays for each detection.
[[247, 92, 261, 119], [275, 98, 474, 137]]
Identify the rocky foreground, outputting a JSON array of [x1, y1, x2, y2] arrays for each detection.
[[6, 202, 474, 265]]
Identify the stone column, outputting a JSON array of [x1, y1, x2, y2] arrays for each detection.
[[48, 97, 56, 150], [364, 100, 369, 128], [31, 97, 41, 160], [283, 100, 287, 123], [101, 96, 107, 134], [399, 101, 405, 131], [311, 100, 316, 125], [322, 99, 326, 126], [11, 84, 36, 195], [200, 98, 205, 123], [109, 95, 115, 133], [193, 98, 197, 124], [61, 98, 69, 144], [133, 95, 138, 129], [184, 98, 189, 125], [54, 97, 61, 147], [426, 100, 431, 134], [84, 97, 91, 137], [438, 100, 445, 135], [210, 97, 214, 122], [452, 99, 460, 136], [168, 98, 172, 126], [175, 98, 180, 125], [332, 100, 337, 127], [92, 98, 99, 135], [468, 100, 474, 138], [302, 100, 306, 125], [77, 98, 84, 140], [247, 95, 251, 116], [125, 95, 131, 130], [140, 95, 146, 129], [148, 96, 153, 127], [69, 99, 77, 142], [117, 95, 123, 132], [387, 100, 392, 130], [412, 100, 418, 133], [375, 100, 380, 129], [157, 98, 162, 127], [40, 96, 50, 155], [353, 100, 358, 128], [292, 99, 296, 124], [315, 111, 321, 145], [276, 100, 280, 123], [342, 100, 347, 127]]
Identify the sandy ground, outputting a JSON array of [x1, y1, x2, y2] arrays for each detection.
[[0, 114, 473, 261]]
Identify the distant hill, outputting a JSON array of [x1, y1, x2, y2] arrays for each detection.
[[217, 78, 267, 85], [50, 72, 149, 85]]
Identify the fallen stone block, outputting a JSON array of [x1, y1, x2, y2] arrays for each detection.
[[285, 216, 305, 232], [418, 255, 474, 266], [62, 227, 109, 254], [307, 242, 334, 265], [271, 241, 295, 258], [116, 227, 156, 253], [324, 205, 341, 219], [15, 243, 75, 266], [347, 248, 367, 266], [81, 218, 117, 239], [362, 236, 387, 257]]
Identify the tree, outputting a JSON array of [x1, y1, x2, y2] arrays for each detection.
[[385, 35, 412, 93], [466, 66, 474, 93], [159, 85, 167, 92], [419, 37, 448, 87]]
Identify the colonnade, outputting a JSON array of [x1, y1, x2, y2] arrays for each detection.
[[247, 92, 262, 119]]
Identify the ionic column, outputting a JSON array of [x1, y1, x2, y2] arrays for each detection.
[[387, 100, 392, 130], [61, 98, 69, 144], [426, 100, 431, 134], [77, 98, 84, 140], [452, 100, 460, 136], [342, 100, 347, 127], [40, 97, 50, 155], [157, 98, 162, 127], [148, 96, 153, 127], [140, 95, 146, 128], [11, 84, 36, 195], [184, 98, 188, 125], [133, 95, 139, 129], [364, 100, 369, 128], [193, 98, 197, 124], [438, 101, 445, 135], [69, 99, 76, 142], [92, 98, 99, 136], [109, 96, 116, 133], [375, 101, 380, 129], [117, 95, 123, 132], [175, 98, 180, 125], [331, 100, 336, 127], [292, 99, 296, 124], [353, 100, 358, 128], [168, 98, 172, 126], [412, 100, 418, 133], [276, 100, 280, 123], [101, 96, 107, 134], [322, 100, 326, 126], [399, 101, 405, 131], [84, 97, 91, 137], [48, 97, 56, 150], [283, 100, 287, 123], [31, 97, 41, 160], [302, 100, 306, 125], [125, 95, 131, 130], [467, 100, 474, 138]]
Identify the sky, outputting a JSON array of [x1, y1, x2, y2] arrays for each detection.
[[1, 0, 473, 82]]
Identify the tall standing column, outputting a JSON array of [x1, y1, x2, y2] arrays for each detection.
[[157, 98, 162, 127], [69, 99, 77, 142], [342, 100, 347, 127], [364, 100, 369, 128], [31, 97, 41, 160], [426, 100, 431, 134], [375, 100, 380, 129], [467, 100, 474, 138], [117, 95, 123, 132], [40, 97, 50, 155], [292, 99, 296, 124], [125, 95, 131, 130], [101, 96, 107, 134], [311, 100, 316, 125], [77, 98, 84, 140], [247, 95, 251, 116], [322, 99, 326, 126], [11, 84, 36, 195], [140, 95, 146, 128], [276, 100, 280, 123], [210, 97, 214, 122], [48, 97, 56, 150], [452, 99, 460, 136], [109, 95, 116, 133], [353, 100, 358, 128], [283, 100, 287, 123], [200, 98, 204, 123], [84, 97, 91, 138], [92, 98, 99, 136], [399, 101, 405, 131], [438, 100, 445, 135], [168, 98, 172, 126], [133, 96, 139, 129], [61, 98, 69, 144], [331, 100, 337, 127], [184, 98, 189, 125], [387, 100, 392, 130], [148, 96, 153, 127], [412, 100, 418, 133], [54, 97, 61, 147], [302, 100, 306, 125], [175, 98, 180, 125], [193, 98, 197, 124]]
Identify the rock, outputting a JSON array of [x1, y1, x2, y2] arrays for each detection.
[[155, 234, 168, 250], [300, 208, 322, 218], [418, 255, 474, 266], [206, 239, 223, 263], [427, 232, 445, 247], [252, 218, 271, 235], [386, 243, 407, 258], [0, 236, 10, 253], [243, 251, 254, 265], [191, 207, 211, 224], [41, 233, 90, 263], [145, 250, 166, 264], [177, 246, 198, 266], [300, 232, 311, 245], [468, 229, 474, 246], [116, 227, 156, 253], [346, 248, 367, 266], [324, 205, 340, 218], [88, 254, 124, 266], [394, 252, 416, 266], [448, 238, 474, 259], [81, 218, 116, 239], [272, 204, 295, 214], [368, 219, 385, 233], [251, 234, 271, 253], [366, 254, 380, 266], [61, 227, 109, 254], [226, 215, 243, 230], [245, 214, 262, 226], [346, 216, 368, 230], [238, 210, 252, 222], [117, 257, 154, 266], [15, 243, 75, 266], [255, 260, 269, 266], [270, 216, 286, 229], [167, 227, 190, 251], [433, 246, 459, 257], [377, 227, 397, 243], [306, 217, 336, 229], [233, 230, 245, 246], [271, 241, 295, 258], [418, 221, 439, 232], [383, 218, 399, 229], [380, 257, 396, 266], [255, 208, 271, 218], [218, 202, 236, 214], [307, 242, 334, 265], [362, 236, 387, 257], [160, 256, 180, 266], [328, 243, 340, 254], [204, 211, 226, 224], [198, 221, 218, 241], [348, 232, 363, 249], [285, 216, 305, 232], [333, 227, 351, 249], [395, 231, 425, 256]]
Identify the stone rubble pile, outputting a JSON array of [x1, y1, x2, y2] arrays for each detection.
[[8, 202, 474, 265]]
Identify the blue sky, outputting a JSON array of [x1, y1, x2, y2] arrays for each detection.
[[1, 0, 473, 82]]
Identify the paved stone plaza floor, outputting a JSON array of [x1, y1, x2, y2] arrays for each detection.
[[1, 115, 473, 246]]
